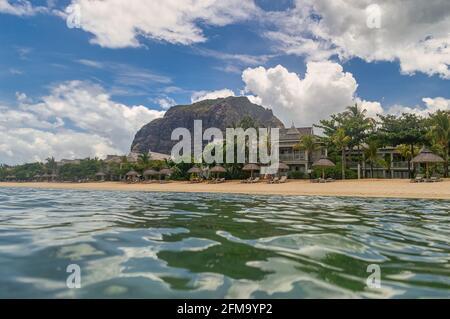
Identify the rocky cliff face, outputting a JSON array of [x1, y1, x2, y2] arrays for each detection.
[[131, 96, 285, 155]]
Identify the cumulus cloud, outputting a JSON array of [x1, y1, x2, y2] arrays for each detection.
[[267, 0, 450, 78], [0, 0, 42, 15], [191, 89, 235, 103], [242, 61, 382, 126], [156, 96, 177, 110], [0, 81, 164, 165], [387, 97, 450, 117], [65, 0, 259, 48]]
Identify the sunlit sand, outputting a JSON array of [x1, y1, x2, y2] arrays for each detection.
[[1, 179, 449, 200]]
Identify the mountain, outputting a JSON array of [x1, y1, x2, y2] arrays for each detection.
[[130, 96, 285, 155]]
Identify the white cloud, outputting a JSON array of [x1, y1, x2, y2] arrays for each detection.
[[387, 97, 450, 117], [0, 81, 164, 165], [267, 0, 450, 78], [0, 0, 42, 15], [242, 61, 382, 126], [66, 0, 259, 48], [191, 89, 235, 103], [156, 97, 177, 110]]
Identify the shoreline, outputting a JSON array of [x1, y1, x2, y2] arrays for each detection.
[[1, 179, 450, 200]]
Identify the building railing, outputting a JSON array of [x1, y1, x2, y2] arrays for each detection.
[[392, 161, 409, 168], [279, 154, 306, 161]]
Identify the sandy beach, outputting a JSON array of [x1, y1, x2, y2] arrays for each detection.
[[1, 179, 449, 200]]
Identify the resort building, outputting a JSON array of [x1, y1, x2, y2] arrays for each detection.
[[279, 125, 326, 173], [347, 146, 411, 179]]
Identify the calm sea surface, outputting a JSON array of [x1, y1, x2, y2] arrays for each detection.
[[0, 187, 449, 298]]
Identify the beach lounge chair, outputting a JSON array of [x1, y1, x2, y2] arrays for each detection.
[[241, 177, 253, 183], [269, 176, 279, 184], [217, 178, 225, 183], [325, 178, 335, 182], [411, 174, 424, 183], [277, 176, 288, 183], [250, 177, 260, 183], [430, 174, 443, 182]]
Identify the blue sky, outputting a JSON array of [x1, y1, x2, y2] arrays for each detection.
[[0, 0, 449, 164]]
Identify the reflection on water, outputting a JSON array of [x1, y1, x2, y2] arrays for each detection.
[[0, 187, 449, 298]]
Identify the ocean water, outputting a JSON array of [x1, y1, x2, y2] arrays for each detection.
[[0, 187, 449, 298]]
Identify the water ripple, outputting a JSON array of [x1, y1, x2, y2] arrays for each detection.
[[0, 187, 449, 298]]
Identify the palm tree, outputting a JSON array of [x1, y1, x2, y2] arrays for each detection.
[[332, 128, 351, 179], [364, 140, 379, 178], [396, 144, 419, 176], [294, 135, 318, 170], [344, 103, 375, 174], [138, 152, 151, 168], [45, 157, 57, 174], [429, 110, 450, 177]]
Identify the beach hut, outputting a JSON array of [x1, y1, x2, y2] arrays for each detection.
[[312, 156, 336, 179], [33, 174, 41, 182], [41, 173, 50, 182], [412, 147, 444, 179], [6, 175, 16, 182], [143, 169, 157, 181], [95, 172, 106, 181], [242, 163, 260, 179]]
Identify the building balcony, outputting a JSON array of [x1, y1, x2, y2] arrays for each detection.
[[392, 161, 409, 168], [279, 154, 306, 162]]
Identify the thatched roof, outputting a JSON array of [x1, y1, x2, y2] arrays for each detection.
[[187, 166, 202, 174], [41, 173, 50, 178], [143, 169, 157, 176], [412, 147, 444, 163], [95, 172, 106, 176], [159, 168, 173, 175], [126, 170, 139, 176], [312, 157, 336, 168], [242, 163, 260, 171], [277, 162, 290, 170], [34, 174, 41, 178], [210, 165, 226, 173]]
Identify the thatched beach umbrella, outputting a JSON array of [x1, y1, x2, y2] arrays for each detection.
[[158, 168, 173, 182], [312, 156, 336, 179], [41, 173, 50, 182], [159, 168, 173, 175], [277, 162, 290, 171], [95, 172, 106, 181], [412, 147, 444, 179], [125, 170, 139, 181], [274, 162, 290, 177], [187, 166, 202, 174], [210, 165, 226, 178], [242, 163, 260, 178], [143, 169, 157, 181]]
